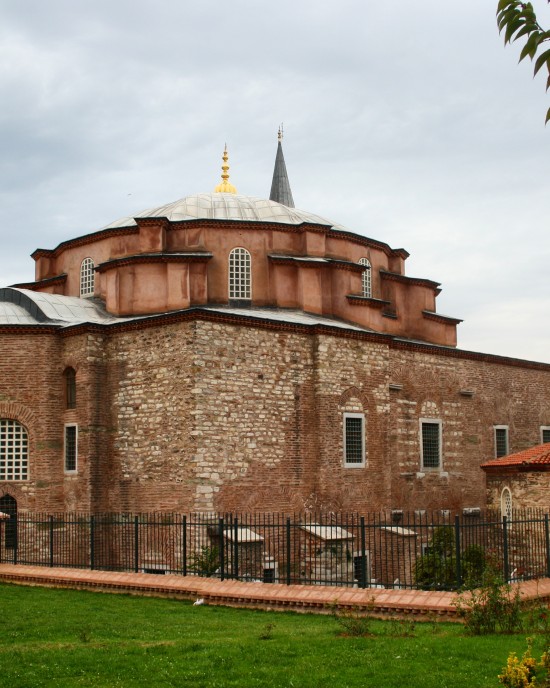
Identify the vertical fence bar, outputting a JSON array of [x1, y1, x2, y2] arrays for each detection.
[[545, 514, 550, 579], [360, 516, 366, 589], [233, 517, 239, 581], [182, 515, 187, 577], [134, 515, 139, 573], [218, 517, 225, 581], [286, 517, 291, 585], [49, 515, 54, 567], [90, 515, 95, 570], [502, 516, 510, 582], [454, 515, 462, 589], [13, 513, 17, 565]]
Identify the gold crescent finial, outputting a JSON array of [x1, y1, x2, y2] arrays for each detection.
[[214, 145, 237, 194]]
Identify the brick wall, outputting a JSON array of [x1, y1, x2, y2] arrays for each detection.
[[2, 316, 550, 515]]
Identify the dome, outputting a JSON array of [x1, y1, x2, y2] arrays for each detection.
[[102, 193, 348, 232]]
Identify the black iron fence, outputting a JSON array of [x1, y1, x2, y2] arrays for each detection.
[[1, 509, 549, 590]]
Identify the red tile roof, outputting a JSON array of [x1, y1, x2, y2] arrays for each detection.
[[481, 443, 550, 471]]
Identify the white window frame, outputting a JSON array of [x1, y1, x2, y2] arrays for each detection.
[[228, 247, 251, 300], [540, 426, 550, 444], [501, 486, 513, 522], [419, 418, 442, 471], [343, 412, 365, 468], [79, 257, 95, 298], [359, 258, 372, 298], [0, 419, 29, 481], [64, 423, 78, 473], [494, 425, 509, 458]]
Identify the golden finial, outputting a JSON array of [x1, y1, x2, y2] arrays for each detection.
[[278, 124, 283, 142], [214, 144, 237, 194]]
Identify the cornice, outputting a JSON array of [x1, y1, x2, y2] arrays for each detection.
[[11, 274, 67, 290], [380, 270, 441, 290], [268, 255, 363, 272], [347, 295, 391, 309], [422, 310, 463, 326], [31, 227, 138, 260], [96, 252, 213, 273]]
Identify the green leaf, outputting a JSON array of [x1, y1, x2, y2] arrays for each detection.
[[534, 47, 550, 76], [546, 73, 550, 92], [497, 0, 520, 13], [498, 8, 520, 32], [505, 16, 525, 43], [514, 24, 539, 41], [545, 107, 550, 125]]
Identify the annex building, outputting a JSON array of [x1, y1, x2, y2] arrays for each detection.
[[1, 139, 550, 519]]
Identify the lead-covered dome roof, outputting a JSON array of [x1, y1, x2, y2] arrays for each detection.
[[103, 192, 348, 231]]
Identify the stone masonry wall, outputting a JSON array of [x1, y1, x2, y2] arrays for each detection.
[[486, 471, 550, 512], [388, 346, 550, 511]]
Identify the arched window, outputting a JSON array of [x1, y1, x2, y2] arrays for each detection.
[[64, 368, 76, 409], [229, 248, 251, 301], [501, 487, 513, 522], [359, 258, 371, 298], [0, 419, 29, 481], [80, 257, 95, 298]]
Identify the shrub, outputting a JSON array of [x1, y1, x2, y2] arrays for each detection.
[[454, 563, 522, 635]]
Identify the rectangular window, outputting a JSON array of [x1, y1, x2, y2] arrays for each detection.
[[64, 425, 78, 472], [343, 413, 365, 467], [420, 419, 442, 470], [494, 426, 509, 458], [541, 427, 550, 444]]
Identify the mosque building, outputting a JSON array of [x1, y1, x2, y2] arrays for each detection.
[[1, 134, 550, 518]]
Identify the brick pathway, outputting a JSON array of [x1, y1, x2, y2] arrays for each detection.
[[1, 564, 550, 621]]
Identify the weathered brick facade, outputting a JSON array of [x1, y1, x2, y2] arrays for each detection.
[[2, 311, 550, 516]]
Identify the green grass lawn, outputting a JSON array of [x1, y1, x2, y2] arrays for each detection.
[[0, 582, 543, 688]]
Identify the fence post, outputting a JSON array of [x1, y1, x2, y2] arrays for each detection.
[[454, 515, 462, 589], [286, 517, 291, 585], [182, 515, 187, 577], [218, 517, 225, 581], [545, 514, 550, 579], [49, 515, 54, 567], [502, 515, 510, 582], [233, 517, 239, 581], [90, 515, 95, 571], [360, 516, 367, 589], [13, 513, 17, 565], [134, 515, 139, 573]]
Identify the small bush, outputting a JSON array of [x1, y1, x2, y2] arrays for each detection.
[[454, 563, 522, 635], [498, 639, 541, 687]]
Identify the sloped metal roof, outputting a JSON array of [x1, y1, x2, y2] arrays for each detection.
[[102, 193, 348, 231]]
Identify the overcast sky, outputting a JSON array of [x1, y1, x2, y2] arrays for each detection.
[[1, 0, 549, 362]]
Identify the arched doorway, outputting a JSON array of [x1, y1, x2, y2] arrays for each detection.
[[0, 494, 17, 550]]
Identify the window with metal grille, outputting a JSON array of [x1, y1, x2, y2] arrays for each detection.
[[541, 427, 550, 444], [501, 487, 512, 521], [80, 257, 95, 297], [228, 248, 251, 300], [64, 425, 78, 472], [344, 413, 365, 466], [494, 426, 509, 458], [0, 419, 28, 481], [420, 420, 441, 470], [359, 257, 371, 298], [64, 368, 76, 409]]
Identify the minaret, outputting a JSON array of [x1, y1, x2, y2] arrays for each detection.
[[214, 144, 238, 194], [269, 126, 295, 207]]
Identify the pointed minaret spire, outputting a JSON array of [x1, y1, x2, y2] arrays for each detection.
[[269, 125, 295, 207], [214, 144, 238, 194]]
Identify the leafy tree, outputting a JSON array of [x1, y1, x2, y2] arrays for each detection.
[[497, 1, 550, 123]]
